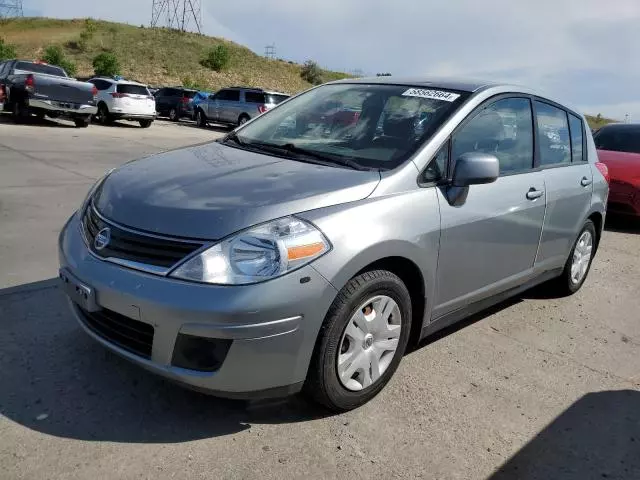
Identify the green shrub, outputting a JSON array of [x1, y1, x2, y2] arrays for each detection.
[[0, 38, 17, 61], [200, 44, 230, 72], [41, 45, 77, 76], [300, 60, 323, 85], [92, 52, 121, 77]]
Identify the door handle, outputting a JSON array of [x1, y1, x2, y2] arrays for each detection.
[[526, 188, 544, 200], [581, 176, 593, 187]]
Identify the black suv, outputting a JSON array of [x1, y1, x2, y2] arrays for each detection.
[[154, 87, 198, 121]]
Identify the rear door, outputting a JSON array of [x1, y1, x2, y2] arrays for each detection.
[[217, 89, 241, 123], [432, 96, 546, 318], [534, 101, 593, 271], [154, 88, 169, 113]]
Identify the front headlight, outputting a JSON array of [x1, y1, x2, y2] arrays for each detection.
[[80, 169, 114, 213], [170, 217, 330, 285]]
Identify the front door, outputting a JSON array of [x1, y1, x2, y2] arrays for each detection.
[[534, 101, 594, 270], [432, 96, 546, 318]]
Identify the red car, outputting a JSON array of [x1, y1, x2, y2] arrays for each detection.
[[594, 123, 640, 217]]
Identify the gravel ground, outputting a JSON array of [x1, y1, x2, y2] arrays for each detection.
[[1, 114, 639, 480]]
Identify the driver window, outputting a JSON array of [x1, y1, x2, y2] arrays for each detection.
[[452, 97, 534, 175]]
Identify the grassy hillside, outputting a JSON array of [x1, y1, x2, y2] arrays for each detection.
[[585, 114, 617, 131], [0, 17, 350, 93]]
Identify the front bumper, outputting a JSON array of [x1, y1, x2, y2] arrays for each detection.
[[28, 98, 97, 116], [58, 212, 338, 398]]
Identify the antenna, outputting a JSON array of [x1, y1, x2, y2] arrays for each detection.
[[0, 0, 23, 18], [151, 0, 202, 33]]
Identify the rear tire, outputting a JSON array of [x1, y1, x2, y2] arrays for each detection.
[[304, 270, 412, 411], [11, 97, 29, 123], [74, 117, 90, 128], [139, 119, 153, 128], [169, 107, 179, 122], [549, 220, 597, 296], [238, 114, 250, 126]]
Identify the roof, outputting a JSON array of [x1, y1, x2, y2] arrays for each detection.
[[329, 76, 502, 93], [265, 91, 290, 96], [90, 76, 147, 86]]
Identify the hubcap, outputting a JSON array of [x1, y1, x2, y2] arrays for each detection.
[[570, 230, 593, 284], [337, 295, 402, 391]]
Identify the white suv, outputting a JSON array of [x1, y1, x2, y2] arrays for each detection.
[[89, 77, 156, 128]]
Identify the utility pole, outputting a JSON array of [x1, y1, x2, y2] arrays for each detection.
[[0, 0, 23, 18], [264, 43, 276, 60], [151, 0, 202, 33]]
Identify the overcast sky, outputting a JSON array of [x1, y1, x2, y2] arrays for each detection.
[[24, 0, 640, 120]]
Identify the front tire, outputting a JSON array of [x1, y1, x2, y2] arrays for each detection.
[[74, 117, 90, 128], [169, 107, 179, 122], [139, 119, 153, 128], [11, 97, 29, 123], [95, 103, 112, 125], [304, 270, 412, 411], [550, 220, 597, 296], [196, 109, 207, 128]]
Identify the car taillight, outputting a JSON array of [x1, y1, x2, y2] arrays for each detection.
[[595, 162, 610, 184], [181, 96, 190, 104], [0, 84, 6, 101], [25, 74, 35, 93], [111, 92, 130, 98], [91, 85, 98, 99], [258, 105, 268, 114]]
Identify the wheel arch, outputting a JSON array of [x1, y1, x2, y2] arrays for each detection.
[[354, 256, 427, 347]]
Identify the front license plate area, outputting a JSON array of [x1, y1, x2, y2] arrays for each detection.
[[59, 268, 100, 312]]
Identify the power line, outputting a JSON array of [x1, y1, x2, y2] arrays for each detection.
[[150, 0, 202, 33], [0, 0, 23, 18]]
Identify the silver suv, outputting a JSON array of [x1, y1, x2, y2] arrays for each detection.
[[194, 87, 289, 128], [59, 78, 608, 411]]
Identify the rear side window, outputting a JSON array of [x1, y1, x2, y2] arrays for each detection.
[[217, 89, 240, 101], [535, 101, 571, 166], [245, 91, 266, 103], [91, 79, 112, 90], [568, 113, 584, 162], [117, 84, 150, 95], [15, 62, 67, 77], [266, 94, 289, 105], [594, 127, 640, 154], [452, 97, 534, 175], [0, 62, 9, 77]]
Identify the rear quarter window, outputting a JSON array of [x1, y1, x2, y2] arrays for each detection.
[[266, 94, 289, 105], [245, 91, 266, 103]]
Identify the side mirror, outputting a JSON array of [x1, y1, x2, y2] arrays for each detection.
[[451, 152, 499, 187]]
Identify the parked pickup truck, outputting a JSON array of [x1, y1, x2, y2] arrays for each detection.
[[0, 59, 97, 128]]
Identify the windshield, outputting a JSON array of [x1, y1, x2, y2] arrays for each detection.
[[227, 83, 468, 170], [594, 126, 640, 154], [117, 84, 150, 96], [15, 62, 67, 77]]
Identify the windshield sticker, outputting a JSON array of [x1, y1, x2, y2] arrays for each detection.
[[402, 88, 460, 102]]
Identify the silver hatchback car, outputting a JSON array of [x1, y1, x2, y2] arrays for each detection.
[[59, 77, 609, 411]]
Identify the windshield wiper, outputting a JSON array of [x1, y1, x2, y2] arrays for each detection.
[[269, 143, 371, 171], [221, 131, 247, 146]]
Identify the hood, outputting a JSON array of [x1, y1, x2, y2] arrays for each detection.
[[94, 141, 380, 239]]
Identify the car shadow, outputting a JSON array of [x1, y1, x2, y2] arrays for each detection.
[[605, 214, 640, 234], [155, 118, 232, 134], [0, 279, 331, 444], [489, 390, 640, 479], [0, 112, 77, 128]]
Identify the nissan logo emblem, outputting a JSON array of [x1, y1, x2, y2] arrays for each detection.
[[94, 227, 111, 251]]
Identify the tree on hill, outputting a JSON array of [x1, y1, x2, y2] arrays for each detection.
[[0, 38, 17, 62], [41, 45, 77, 76], [92, 52, 121, 77], [300, 60, 323, 85], [200, 44, 230, 72]]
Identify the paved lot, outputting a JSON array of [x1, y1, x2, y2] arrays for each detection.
[[1, 115, 639, 480]]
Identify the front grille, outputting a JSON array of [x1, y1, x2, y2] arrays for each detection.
[[82, 205, 203, 269], [78, 306, 154, 359]]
